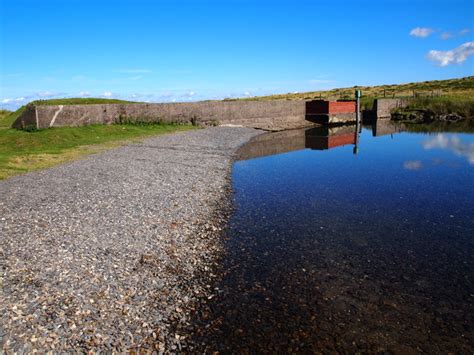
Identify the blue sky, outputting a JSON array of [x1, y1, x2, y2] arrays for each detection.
[[1, 0, 473, 110]]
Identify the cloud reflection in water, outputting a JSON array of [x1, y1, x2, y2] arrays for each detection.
[[423, 134, 474, 165]]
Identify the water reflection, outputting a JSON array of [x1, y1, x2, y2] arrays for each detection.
[[192, 124, 474, 353], [369, 119, 406, 137], [305, 126, 357, 150], [423, 134, 474, 165], [236, 129, 306, 161], [237, 120, 410, 162]]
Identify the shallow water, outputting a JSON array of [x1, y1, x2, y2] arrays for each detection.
[[194, 122, 474, 353]]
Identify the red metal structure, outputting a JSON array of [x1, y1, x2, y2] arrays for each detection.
[[305, 100, 356, 125]]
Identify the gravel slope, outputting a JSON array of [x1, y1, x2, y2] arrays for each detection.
[[0, 126, 261, 352]]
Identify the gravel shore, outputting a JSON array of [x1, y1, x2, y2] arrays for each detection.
[[0, 126, 261, 352]]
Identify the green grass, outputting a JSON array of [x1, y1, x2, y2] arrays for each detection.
[[0, 123, 195, 180], [400, 96, 474, 118], [0, 109, 16, 128]]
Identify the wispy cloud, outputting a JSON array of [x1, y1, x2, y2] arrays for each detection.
[[440, 31, 453, 40], [427, 42, 474, 66], [182, 91, 196, 99], [2, 73, 24, 79], [128, 75, 144, 81], [423, 134, 474, 165], [1, 97, 26, 104], [308, 79, 335, 85], [37, 91, 59, 98], [410, 27, 434, 38], [102, 91, 114, 98], [78, 91, 90, 97], [71, 75, 89, 82], [440, 28, 471, 40], [116, 69, 152, 74]]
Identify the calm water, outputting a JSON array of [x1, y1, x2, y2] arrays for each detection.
[[193, 122, 474, 353]]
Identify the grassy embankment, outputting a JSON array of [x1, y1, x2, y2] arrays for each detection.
[[395, 96, 474, 119], [239, 76, 474, 118], [0, 99, 194, 180]]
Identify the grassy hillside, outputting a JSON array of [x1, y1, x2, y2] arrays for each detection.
[[399, 96, 474, 118], [239, 76, 474, 103]]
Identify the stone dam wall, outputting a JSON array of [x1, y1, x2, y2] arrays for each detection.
[[373, 98, 410, 118], [12, 100, 311, 131]]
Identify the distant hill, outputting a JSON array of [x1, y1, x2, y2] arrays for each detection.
[[238, 76, 474, 102]]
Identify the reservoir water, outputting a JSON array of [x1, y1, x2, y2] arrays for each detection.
[[193, 122, 474, 353]]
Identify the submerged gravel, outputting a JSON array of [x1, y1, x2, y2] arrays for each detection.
[[0, 126, 261, 352]]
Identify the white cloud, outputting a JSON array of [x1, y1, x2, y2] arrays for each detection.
[[78, 91, 90, 97], [244, 91, 252, 96], [102, 91, 113, 97], [181, 91, 196, 99], [440, 32, 453, 40], [410, 27, 434, 38], [459, 28, 471, 36], [37, 91, 57, 98], [427, 42, 474, 66]]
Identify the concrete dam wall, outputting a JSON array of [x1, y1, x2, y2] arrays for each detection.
[[373, 98, 410, 118], [12, 98, 407, 131], [12, 100, 311, 131]]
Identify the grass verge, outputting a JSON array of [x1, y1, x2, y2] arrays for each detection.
[[0, 123, 195, 180], [399, 96, 474, 118], [0, 109, 15, 128]]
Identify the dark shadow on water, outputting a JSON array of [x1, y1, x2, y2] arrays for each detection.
[[187, 123, 474, 353]]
